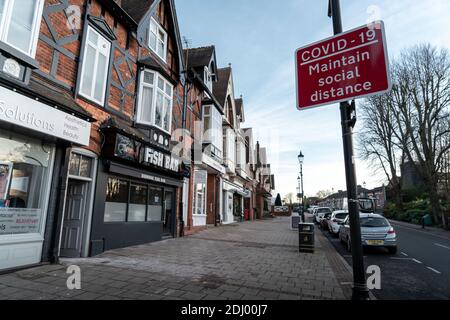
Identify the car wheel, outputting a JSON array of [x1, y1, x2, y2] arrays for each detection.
[[347, 238, 352, 252], [388, 246, 397, 254]]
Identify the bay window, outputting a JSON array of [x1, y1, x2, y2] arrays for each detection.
[[136, 69, 173, 133], [237, 140, 246, 167], [225, 129, 236, 164], [203, 105, 223, 158], [149, 17, 167, 62], [0, 0, 44, 57], [79, 26, 111, 105]]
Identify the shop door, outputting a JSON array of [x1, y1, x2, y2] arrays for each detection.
[[60, 180, 88, 257], [162, 189, 174, 236]]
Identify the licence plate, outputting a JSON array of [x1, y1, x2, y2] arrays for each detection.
[[367, 240, 384, 245]]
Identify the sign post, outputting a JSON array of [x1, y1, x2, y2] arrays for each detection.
[[295, 0, 391, 300]]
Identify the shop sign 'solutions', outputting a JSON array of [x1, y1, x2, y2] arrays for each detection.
[[0, 86, 91, 145], [295, 21, 391, 110]]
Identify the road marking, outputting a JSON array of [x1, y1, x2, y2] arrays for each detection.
[[390, 222, 450, 241], [426, 267, 441, 274], [401, 252, 408, 257], [412, 259, 423, 264], [434, 243, 450, 250]]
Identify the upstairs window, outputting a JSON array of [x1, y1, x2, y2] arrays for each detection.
[[136, 69, 173, 133], [79, 26, 111, 105], [0, 0, 45, 57], [203, 105, 223, 158], [149, 17, 167, 62]]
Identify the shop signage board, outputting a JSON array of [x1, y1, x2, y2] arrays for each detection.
[[295, 21, 391, 110], [0, 86, 91, 146], [114, 134, 181, 173]]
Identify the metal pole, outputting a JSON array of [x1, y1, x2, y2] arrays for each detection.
[[300, 164, 305, 222], [328, 0, 369, 300]]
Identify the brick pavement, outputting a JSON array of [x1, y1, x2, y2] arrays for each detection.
[[0, 217, 350, 300]]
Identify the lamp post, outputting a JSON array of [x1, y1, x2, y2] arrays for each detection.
[[298, 151, 305, 222]]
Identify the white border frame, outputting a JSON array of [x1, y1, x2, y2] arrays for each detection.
[[78, 26, 112, 106], [0, 0, 45, 58], [0, 138, 55, 245], [295, 21, 392, 111], [149, 17, 168, 63], [136, 68, 174, 134]]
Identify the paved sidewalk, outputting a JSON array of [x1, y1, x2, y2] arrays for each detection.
[[0, 217, 350, 300]]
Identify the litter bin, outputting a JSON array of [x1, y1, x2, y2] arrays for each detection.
[[299, 223, 314, 253], [423, 214, 433, 226]]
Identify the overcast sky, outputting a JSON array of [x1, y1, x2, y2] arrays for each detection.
[[175, 0, 450, 198]]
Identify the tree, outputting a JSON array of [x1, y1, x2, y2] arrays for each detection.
[[316, 190, 333, 199], [275, 193, 282, 206], [359, 44, 450, 226], [358, 93, 406, 211]]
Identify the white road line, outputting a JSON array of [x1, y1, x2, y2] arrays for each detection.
[[434, 243, 450, 250], [390, 222, 450, 241], [426, 267, 441, 274], [401, 252, 408, 257], [412, 259, 423, 264]]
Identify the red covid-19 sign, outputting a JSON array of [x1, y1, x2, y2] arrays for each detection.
[[295, 21, 391, 110]]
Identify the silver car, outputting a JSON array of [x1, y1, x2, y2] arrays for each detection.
[[339, 213, 397, 254]]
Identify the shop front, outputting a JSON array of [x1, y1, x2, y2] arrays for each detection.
[[0, 84, 91, 271], [222, 180, 251, 224], [89, 130, 185, 256]]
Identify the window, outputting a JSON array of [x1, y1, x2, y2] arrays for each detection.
[[0, 0, 44, 57], [104, 178, 128, 222], [149, 17, 167, 62], [225, 129, 235, 163], [203, 105, 223, 158], [136, 69, 173, 133], [103, 177, 164, 223], [69, 153, 93, 178], [204, 67, 212, 92], [79, 26, 111, 105], [128, 184, 147, 222], [236, 140, 246, 167], [0, 130, 54, 236], [147, 187, 163, 222], [192, 170, 207, 216]]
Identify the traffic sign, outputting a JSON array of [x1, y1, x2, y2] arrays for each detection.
[[295, 21, 391, 110]]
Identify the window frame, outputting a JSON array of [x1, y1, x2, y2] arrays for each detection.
[[103, 176, 167, 224], [148, 17, 168, 63], [0, 0, 45, 58], [203, 105, 223, 158], [78, 25, 112, 106], [136, 69, 174, 134]]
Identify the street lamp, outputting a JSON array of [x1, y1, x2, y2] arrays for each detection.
[[298, 151, 305, 222], [297, 176, 301, 214]]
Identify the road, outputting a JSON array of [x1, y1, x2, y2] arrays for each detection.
[[317, 215, 450, 300]]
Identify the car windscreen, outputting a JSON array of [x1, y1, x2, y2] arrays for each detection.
[[335, 213, 348, 219], [317, 208, 331, 213], [360, 217, 389, 228]]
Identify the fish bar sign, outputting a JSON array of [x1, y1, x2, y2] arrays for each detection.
[[295, 21, 391, 110]]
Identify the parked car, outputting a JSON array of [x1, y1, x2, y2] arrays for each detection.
[[328, 210, 349, 236], [314, 207, 332, 224], [319, 212, 332, 229], [339, 213, 397, 254]]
